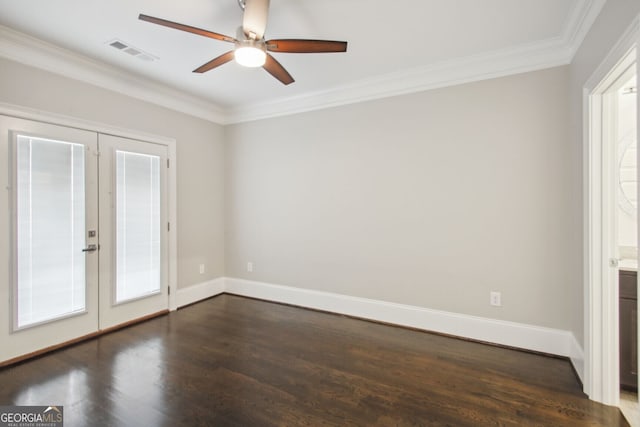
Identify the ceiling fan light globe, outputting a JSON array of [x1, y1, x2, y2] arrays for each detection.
[[235, 46, 266, 67]]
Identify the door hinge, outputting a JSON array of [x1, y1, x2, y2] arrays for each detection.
[[167, 159, 170, 168], [168, 286, 171, 295], [167, 222, 170, 232]]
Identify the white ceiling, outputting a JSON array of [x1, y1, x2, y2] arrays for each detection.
[[0, 0, 604, 123]]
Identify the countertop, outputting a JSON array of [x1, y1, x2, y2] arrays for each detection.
[[619, 258, 638, 272]]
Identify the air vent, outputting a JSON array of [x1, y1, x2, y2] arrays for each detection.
[[107, 39, 157, 62], [109, 41, 127, 50], [123, 47, 141, 56]]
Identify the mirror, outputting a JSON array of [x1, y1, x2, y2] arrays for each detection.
[[619, 130, 637, 217]]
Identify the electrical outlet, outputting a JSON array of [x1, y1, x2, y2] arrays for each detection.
[[247, 262, 253, 273], [199, 264, 205, 274], [490, 291, 502, 307]]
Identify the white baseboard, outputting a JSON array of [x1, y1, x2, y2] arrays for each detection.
[[570, 334, 585, 384], [224, 277, 577, 359], [176, 276, 585, 373], [175, 278, 225, 308]]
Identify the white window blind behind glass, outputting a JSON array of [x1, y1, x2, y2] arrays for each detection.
[[16, 135, 86, 328], [115, 150, 161, 303]]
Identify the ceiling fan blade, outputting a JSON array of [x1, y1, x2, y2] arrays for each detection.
[[266, 39, 348, 53], [139, 14, 236, 43], [263, 53, 294, 85], [242, 0, 270, 39], [193, 51, 236, 73]]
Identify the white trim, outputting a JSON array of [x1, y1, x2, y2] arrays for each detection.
[[224, 277, 576, 359], [583, 15, 639, 405], [564, 0, 607, 60], [175, 278, 226, 309], [570, 334, 586, 384], [0, 25, 227, 124], [167, 136, 178, 312], [93, 273, 586, 371], [228, 0, 605, 124], [0, 0, 603, 125], [584, 17, 640, 90], [0, 101, 179, 314], [227, 39, 571, 124], [0, 102, 175, 145]]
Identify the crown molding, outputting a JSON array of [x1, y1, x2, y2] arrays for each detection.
[[226, 0, 606, 123], [563, 0, 607, 60], [0, 0, 605, 125], [0, 25, 228, 124], [226, 38, 571, 123]]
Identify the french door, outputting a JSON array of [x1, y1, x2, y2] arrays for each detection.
[[98, 134, 168, 329], [0, 116, 169, 363]]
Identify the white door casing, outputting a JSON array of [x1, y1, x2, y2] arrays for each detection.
[[583, 16, 639, 405]]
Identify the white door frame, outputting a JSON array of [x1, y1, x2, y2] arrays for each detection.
[[583, 16, 639, 404], [0, 102, 179, 312]]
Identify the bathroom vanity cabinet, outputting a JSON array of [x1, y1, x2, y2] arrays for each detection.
[[620, 269, 638, 390]]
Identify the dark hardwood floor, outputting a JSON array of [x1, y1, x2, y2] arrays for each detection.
[[0, 294, 630, 426]]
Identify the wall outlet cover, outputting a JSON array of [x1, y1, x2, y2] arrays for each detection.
[[490, 291, 502, 307]]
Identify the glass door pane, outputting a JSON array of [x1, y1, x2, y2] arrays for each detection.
[[115, 150, 161, 303], [15, 135, 87, 328], [98, 133, 168, 330]]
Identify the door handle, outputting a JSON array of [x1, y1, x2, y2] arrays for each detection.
[[82, 244, 98, 253]]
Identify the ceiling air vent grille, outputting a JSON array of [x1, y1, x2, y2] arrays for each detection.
[[107, 39, 157, 62]]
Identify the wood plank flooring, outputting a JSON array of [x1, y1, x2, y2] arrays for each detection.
[[0, 294, 630, 426]]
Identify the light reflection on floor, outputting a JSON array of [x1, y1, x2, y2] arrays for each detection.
[[110, 337, 166, 426], [11, 336, 166, 426], [14, 367, 90, 425], [621, 390, 639, 427]]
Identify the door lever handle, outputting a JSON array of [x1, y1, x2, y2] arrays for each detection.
[[82, 244, 98, 253]]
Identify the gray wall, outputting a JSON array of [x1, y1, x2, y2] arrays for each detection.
[[568, 0, 640, 347], [4, 0, 639, 338], [0, 57, 226, 289], [225, 66, 572, 329]]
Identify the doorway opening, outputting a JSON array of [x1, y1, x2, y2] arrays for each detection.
[[615, 70, 638, 424], [585, 39, 638, 408]]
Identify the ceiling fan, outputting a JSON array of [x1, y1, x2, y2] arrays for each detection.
[[139, 0, 348, 85]]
